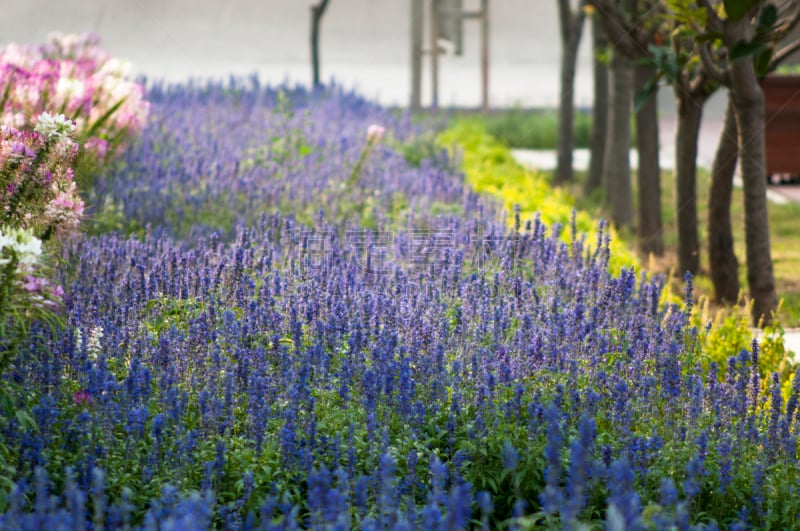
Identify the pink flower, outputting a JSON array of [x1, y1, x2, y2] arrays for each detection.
[[84, 136, 108, 158], [51, 284, 65, 299], [22, 275, 48, 293], [51, 192, 85, 216], [366, 124, 386, 143], [73, 390, 91, 406], [21, 275, 65, 305]]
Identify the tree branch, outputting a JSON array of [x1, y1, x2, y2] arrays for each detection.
[[772, 1, 800, 43], [771, 38, 800, 69], [557, 0, 573, 43], [688, 65, 712, 97], [558, 0, 588, 44], [698, 40, 730, 85], [696, 0, 723, 33], [312, 0, 331, 17], [590, 0, 642, 58]]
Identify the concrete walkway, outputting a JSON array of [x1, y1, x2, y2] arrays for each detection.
[[511, 148, 791, 205], [756, 329, 800, 360]]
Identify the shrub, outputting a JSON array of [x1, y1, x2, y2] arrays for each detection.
[[1, 33, 149, 190], [481, 106, 637, 150], [436, 118, 638, 274], [482, 107, 593, 150]]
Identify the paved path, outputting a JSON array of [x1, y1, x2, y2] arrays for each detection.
[[757, 330, 800, 359], [786, 332, 800, 358], [512, 148, 792, 205], [770, 184, 800, 204]]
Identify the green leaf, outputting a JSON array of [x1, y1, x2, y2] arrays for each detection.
[[729, 39, 765, 62], [696, 31, 725, 43], [755, 47, 774, 77], [634, 80, 659, 113], [723, 0, 758, 22], [758, 3, 778, 31], [85, 97, 127, 139]]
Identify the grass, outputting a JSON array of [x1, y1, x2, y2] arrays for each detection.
[[469, 106, 637, 150], [481, 107, 593, 150]]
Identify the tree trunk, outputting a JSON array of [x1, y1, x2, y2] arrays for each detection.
[[674, 92, 703, 275], [603, 47, 634, 229], [585, 14, 609, 196], [556, 39, 580, 185], [634, 64, 663, 256], [708, 97, 740, 305], [728, 20, 778, 326], [310, 0, 331, 87], [555, 2, 585, 185]]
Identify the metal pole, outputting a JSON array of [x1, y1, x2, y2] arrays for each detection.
[[411, 0, 423, 110], [430, 0, 439, 108], [480, 0, 489, 113]]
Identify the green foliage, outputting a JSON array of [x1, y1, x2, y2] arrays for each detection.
[[664, 0, 709, 26], [0, 254, 61, 502], [729, 40, 768, 62], [478, 106, 638, 150], [144, 294, 209, 339], [241, 134, 314, 171], [758, 3, 778, 30], [692, 300, 795, 396], [481, 107, 593, 150], [436, 119, 638, 274], [397, 132, 441, 167], [723, 0, 760, 22], [775, 63, 800, 74]]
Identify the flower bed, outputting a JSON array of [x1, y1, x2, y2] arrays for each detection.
[[0, 77, 798, 528]]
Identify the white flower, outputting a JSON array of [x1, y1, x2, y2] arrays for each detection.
[[34, 112, 76, 140], [98, 58, 132, 78], [0, 233, 12, 267], [0, 43, 40, 67], [55, 77, 86, 101], [0, 227, 43, 266], [74, 327, 83, 352], [87, 326, 104, 360]]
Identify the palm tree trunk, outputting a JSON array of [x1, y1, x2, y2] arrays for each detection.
[[708, 97, 740, 305]]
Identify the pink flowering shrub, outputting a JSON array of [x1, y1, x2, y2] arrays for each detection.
[[0, 35, 147, 471], [0, 32, 149, 164], [1, 116, 80, 467], [0, 112, 82, 318], [1, 112, 84, 238], [0, 34, 148, 319]]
